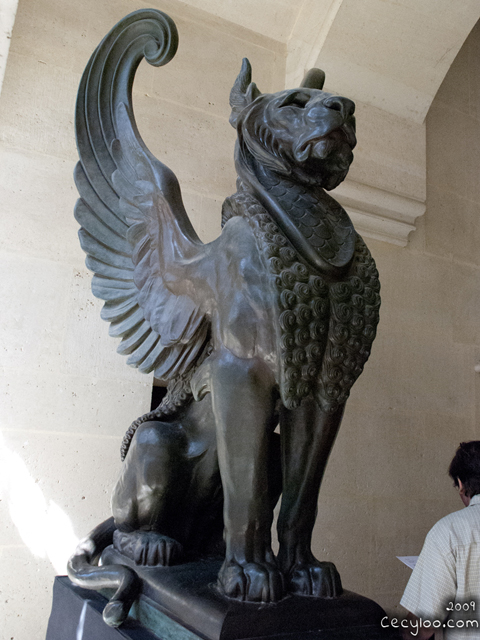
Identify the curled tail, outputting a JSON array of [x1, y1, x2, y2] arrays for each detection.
[[67, 517, 141, 627]]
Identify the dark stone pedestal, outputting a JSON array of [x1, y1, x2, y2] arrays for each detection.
[[46, 553, 401, 640], [45, 577, 159, 640]]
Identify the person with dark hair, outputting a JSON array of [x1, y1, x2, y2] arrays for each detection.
[[399, 441, 480, 640], [449, 441, 480, 501]]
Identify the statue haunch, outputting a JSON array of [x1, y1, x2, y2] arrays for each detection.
[[67, 9, 380, 627]]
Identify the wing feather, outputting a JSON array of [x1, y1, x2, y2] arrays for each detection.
[[137, 339, 166, 373], [126, 332, 161, 368], [109, 307, 146, 337], [154, 321, 209, 379], [92, 276, 137, 301], [78, 230, 132, 266], [75, 201, 131, 253], [117, 321, 152, 355], [157, 296, 198, 347], [74, 164, 128, 234], [100, 298, 138, 322], [86, 256, 134, 281], [124, 221, 146, 248]]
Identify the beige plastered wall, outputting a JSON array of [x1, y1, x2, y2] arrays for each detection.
[[0, 0, 479, 638]]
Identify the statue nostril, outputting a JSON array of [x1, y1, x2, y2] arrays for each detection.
[[324, 98, 341, 112], [323, 96, 355, 118]]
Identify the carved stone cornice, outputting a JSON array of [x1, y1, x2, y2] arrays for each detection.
[[332, 179, 425, 247]]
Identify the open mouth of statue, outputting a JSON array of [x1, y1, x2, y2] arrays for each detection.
[[293, 125, 356, 164]]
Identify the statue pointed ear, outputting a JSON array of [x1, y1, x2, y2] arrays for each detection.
[[300, 68, 326, 90], [229, 58, 261, 127]]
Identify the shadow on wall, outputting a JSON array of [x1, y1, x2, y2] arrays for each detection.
[[0, 432, 79, 573]]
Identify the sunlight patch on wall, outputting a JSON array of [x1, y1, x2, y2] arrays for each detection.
[[0, 432, 79, 573], [0, 0, 18, 98]]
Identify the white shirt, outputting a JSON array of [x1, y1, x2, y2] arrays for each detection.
[[401, 494, 480, 639]]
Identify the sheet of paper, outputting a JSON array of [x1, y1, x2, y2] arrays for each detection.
[[397, 556, 418, 570]]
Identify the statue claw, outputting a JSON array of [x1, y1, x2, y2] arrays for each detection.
[[113, 530, 183, 566], [286, 560, 342, 598], [218, 559, 285, 603]]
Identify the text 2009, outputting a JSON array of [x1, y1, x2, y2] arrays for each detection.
[[446, 602, 476, 612]]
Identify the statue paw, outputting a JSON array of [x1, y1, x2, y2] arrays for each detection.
[[217, 559, 285, 603], [113, 529, 183, 566], [286, 560, 342, 597]]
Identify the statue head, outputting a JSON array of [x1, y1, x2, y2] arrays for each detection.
[[229, 59, 356, 190]]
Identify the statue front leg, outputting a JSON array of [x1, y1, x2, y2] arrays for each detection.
[[209, 350, 284, 602], [277, 399, 344, 597]]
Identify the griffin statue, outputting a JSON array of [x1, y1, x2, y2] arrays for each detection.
[[67, 8, 380, 628]]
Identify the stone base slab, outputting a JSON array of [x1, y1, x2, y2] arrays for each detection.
[[46, 551, 401, 639]]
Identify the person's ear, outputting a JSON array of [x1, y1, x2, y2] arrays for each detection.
[[457, 479, 470, 506]]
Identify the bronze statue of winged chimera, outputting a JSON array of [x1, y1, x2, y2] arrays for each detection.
[[67, 9, 380, 627]]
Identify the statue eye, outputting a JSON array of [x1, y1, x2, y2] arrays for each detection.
[[279, 92, 310, 109]]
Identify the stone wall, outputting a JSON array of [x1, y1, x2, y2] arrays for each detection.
[[0, 0, 479, 637]]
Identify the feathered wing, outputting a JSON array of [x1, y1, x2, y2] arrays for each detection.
[[74, 9, 210, 381]]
